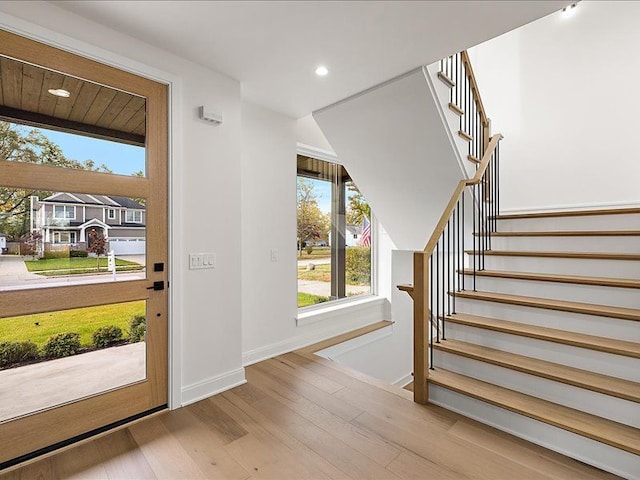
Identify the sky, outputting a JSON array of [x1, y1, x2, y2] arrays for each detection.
[[16, 124, 146, 176], [302, 177, 363, 218]]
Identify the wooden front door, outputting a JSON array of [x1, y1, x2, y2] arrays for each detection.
[[0, 30, 168, 465]]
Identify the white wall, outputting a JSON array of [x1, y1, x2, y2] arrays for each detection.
[[469, 1, 640, 212], [241, 104, 394, 366], [0, 1, 244, 406]]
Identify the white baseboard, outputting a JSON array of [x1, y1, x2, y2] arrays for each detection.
[[500, 199, 640, 215], [180, 367, 246, 407], [392, 373, 414, 388]]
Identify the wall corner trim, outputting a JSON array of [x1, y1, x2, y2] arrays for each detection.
[[180, 367, 246, 407]]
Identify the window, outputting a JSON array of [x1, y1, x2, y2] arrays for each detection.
[[107, 209, 116, 219], [297, 155, 372, 308], [53, 205, 75, 220], [125, 210, 143, 223], [52, 231, 76, 244]]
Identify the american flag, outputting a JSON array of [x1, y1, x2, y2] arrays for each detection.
[[360, 216, 371, 247]]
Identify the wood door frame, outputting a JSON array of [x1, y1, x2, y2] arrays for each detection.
[[0, 28, 174, 463]]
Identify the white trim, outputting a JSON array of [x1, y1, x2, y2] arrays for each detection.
[[107, 209, 116, 220], [125, 210, 143, 223], [180, 368, 246, 407], [296, 143, 339, 164], [297, 295, 384, 326], [0, 12, 183, 409], [499, 200, 640, 216], [243, 315, 388, 367], [53, 204, 76, 220], [315, 322, 393, 359], [79, 218, 110, 229], [392, 373, 414, 388], [49, 192, 84, 203]]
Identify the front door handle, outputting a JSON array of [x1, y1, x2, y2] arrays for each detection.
[[147, 281, 165, 291]]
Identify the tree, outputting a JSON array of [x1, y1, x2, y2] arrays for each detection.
[[346, 181, 371, 226], [87, 228, 107, 271], [297, 178, 329, 257], [0, 122, 112, 239]]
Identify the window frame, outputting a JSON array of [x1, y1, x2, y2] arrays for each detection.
[[107, 208, 116, 219], [53, 205, 75, 220], [125, 210, 143, 223], [52, 231, 76, 244], [296, 147, 375, 312]]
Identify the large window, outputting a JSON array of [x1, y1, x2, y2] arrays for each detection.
[[297, 155, 372, 308], [53, 205, 75, 220], [125, 210, 143, 223]]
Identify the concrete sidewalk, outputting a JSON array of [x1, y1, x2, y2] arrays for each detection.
[[0, 342, 146, 422]]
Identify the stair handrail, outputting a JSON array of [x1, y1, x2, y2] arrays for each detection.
[[424, 134, 502, 254], [460, 51, 489, 128]]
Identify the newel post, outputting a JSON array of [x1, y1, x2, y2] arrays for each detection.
[[413, 251, 430, 404]]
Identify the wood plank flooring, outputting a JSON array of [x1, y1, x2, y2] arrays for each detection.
[[1, 350, 617, 479]]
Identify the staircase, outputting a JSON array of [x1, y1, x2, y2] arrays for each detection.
[[399, 53, 640, 478], [431, 207, 640, 478]]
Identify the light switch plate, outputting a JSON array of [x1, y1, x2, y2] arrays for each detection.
[[189, 253, 216, 269]]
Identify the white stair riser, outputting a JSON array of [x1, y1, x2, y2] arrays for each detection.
[[434, 351, 639, 427], [461, 274, 640, 309], [487, 235, 640, 253], [496, 213, 640, 232], [452, 297, 639, 342], [429, 386, 640, 480], [444, 322, 639, 382], [470, 254, 640, 279]]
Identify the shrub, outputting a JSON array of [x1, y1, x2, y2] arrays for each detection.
[[69, 250, 88, 258], [43, 332, 81, 358], [129, 315, 146, 343], [0, 341, 39, 368], [305, 244, 314, 255], [346, 246, 371, 285], [92, 325, 123, 348], [43, 250, 70, 259]]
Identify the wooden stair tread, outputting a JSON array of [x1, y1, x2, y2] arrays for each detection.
[[476, 230, 640, 237], [458, 130, 473, 142], [437, 71, 455, 88], [452, 290, 640, 321], [466, 249, 640, 260], [434, 339, 640, 402], [444, 313, 640, 358], [466, 154, 480, 164], [460, 269, 640, 289], [495, 207, 640, 220], [448, 102, 464, 116], [428, 369, 640, 455]]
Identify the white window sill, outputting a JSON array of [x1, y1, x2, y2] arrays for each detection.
[[296, 295, 385, 327]]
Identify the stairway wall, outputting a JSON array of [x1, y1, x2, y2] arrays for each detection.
[[469, 1, 640, 213], [313, 68, 465, 251]]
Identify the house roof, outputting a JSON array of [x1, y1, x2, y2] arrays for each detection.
[[43, 193, 145, 210], [346, 225, 362, 236]]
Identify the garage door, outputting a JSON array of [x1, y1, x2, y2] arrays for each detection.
[[109, 238, 146, 255]]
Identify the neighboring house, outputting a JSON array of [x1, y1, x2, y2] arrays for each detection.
[[0, 231, 6, 253], [30, 193, 146, 255], [345, 225, 362, 247]]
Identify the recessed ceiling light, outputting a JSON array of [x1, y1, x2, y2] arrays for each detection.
[[315, 66, 329, 77], [47, 88, 71, 98], [561, 3, 577, 18]]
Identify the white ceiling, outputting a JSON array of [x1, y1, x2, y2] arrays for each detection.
[[51, 1, 568, 118]]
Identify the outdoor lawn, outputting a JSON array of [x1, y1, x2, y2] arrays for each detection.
[[297, 246, 331, 260], [0, 301, 145, 348], [297, 263, 370, 286], [25, 257, 143, 276], [297, 292, 329, 308]]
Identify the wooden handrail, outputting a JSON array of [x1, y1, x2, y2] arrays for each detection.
[[460, 50, 489, 127], [423, 134, 503, 254]]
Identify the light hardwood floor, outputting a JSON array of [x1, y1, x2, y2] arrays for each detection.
[[1, 349, 617, 479]]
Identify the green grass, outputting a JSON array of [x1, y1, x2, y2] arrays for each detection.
[[297, 292, 329, 308], [297, 264, 331, 282], [25, 257, 142, 275], [0, 301, 145, 348], [297, 247, 331, 260]]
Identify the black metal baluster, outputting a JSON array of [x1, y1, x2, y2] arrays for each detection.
[[472, 185, 477, 291], [435, 241, 440, 343], [461, 192, 465, 291], [429, 253, 434, 370]]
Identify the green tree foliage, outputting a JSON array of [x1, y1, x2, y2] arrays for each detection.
[[346, 181, 371, 226], [0, 122, 112, 240], [297, 178, 329, 256]]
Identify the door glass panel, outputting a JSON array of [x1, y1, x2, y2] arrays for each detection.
[[0, 55, 146, 176], [0, 300, 146, 422], [0, 187, 146, 291]]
